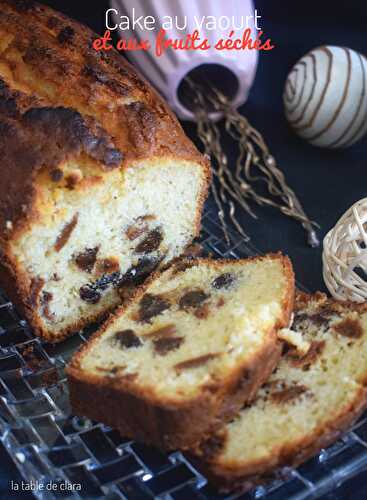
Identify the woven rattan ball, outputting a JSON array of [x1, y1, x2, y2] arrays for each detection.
[[323, 198, 367, 302]]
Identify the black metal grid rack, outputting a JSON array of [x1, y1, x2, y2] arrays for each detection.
[[1, 208, 367, 499]]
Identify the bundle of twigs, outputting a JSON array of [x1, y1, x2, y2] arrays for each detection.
[[187, 79, 319, 248]]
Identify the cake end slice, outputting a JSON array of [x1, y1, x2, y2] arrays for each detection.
[[192, 292, 367, 493]]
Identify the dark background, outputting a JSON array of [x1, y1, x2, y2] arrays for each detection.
[[1, 0, 367, 498]]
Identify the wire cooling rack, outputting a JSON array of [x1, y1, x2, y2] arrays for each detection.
[[1, 207, 367, 500]]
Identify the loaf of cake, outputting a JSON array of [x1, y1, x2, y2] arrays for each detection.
[[0, 0, 210, 342], [67, 254, 294, 450], [193, 292, 367, 492]]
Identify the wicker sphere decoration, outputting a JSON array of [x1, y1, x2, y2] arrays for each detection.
[[284, 45, 367, 148], [323, 198, 367, 302]]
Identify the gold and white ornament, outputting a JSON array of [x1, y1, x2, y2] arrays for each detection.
[[323, 198, 367, 302], [284, 45, 367, 148]]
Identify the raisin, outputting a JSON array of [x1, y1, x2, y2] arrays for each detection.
[[135, 228, 163, 254], [138, 294, 171, 323], [153, 336, 184, 355], [92, 272, 122, 291], [179, 290, 209, 310], [119, 257, 161, 287], [79, 285, 101, 304], [112, 330, 142, 349], [212, 273, 236, 290], [75, 247, 99, 273], [81, 257, 162, 298]]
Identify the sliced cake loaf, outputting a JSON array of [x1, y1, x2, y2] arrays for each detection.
[[0, 0, 210, 342], [193, 292, 367, 492], [67, 254, 294, 450]]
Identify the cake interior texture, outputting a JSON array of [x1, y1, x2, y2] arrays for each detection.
[[76, 255, 293, 402], [10, 157, 204, 339], [195, 292, 367, 490]]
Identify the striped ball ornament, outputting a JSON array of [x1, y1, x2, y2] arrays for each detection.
[[284, 45, 367, 148]]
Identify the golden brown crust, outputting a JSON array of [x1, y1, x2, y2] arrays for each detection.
[[190, 291, 367, 493], [0, 0, 211, 342], [66, 253, 294, 449], [0, 0, 208, 238]]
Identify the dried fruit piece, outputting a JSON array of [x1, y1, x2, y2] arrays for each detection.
[[153, 336, 184, 355], [138, 294, 171, 323], [286, 340, 325, 369], [333, 317, 363, 339], [181, 242, 204, 259], [270, 384, 308, 404], [212, 273, 236, 290], [126, 223, 148, 241], [79, 285, 101, 304], [96, 257, 120, 275], [179, 290, 209, 310], [125, 215, 154, 241], [75, 247, 99, 273], [119, 257, 162, 287], [135, 228, 163, 254], [144, 324, 176, 338], [112, 330, 142, 349], [175, 353, 221, 371], [92, 272, 122, 291], [54, 214, 78, 252]]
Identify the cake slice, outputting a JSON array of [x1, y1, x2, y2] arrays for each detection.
[[67, 254, 294, 450], [0, 0, 210, 342], [193, 292, 367, 492]]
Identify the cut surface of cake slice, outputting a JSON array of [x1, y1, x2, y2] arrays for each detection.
[[193, 292, 367, 492], [0, 0, 210, 342], [67, 254, 294, 450]]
